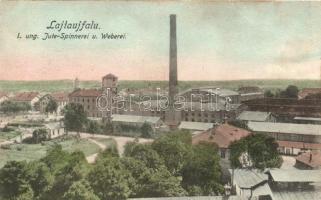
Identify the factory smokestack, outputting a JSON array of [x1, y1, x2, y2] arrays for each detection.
[[169, 14, 178, 104], [165, 14, 181, 128]]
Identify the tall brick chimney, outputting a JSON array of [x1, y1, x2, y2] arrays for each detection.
[[169, 14, 178, 105], [165, 14, 181, 128]]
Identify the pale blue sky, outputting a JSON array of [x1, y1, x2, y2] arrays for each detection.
[[1, 1, 321, 80]]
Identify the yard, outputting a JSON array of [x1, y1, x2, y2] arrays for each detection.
[[0, 130, 21, 143], [0, 136, 116, 168]]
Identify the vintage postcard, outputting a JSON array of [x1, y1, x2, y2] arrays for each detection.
[[0, 1, 321, 200]]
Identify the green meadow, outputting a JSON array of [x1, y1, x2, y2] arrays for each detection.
[[0, 79, 320, 93]]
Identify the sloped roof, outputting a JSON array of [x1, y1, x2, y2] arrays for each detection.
[[179, 121, 213, 131], [248, 121, 321, 136], [299, 88, 321, 99], [237, 111, 272, 122], [0, 92, 8, 99], [51, 92, 69, 102], [268, 169, 321, 182], [192, 124, 251, 148], [294, 116, 321, 122], [273, 190, 321, 200], [69, 89, 102, 97], [12, 92, 39, 101], [277, 140, 321, 151], [230, 169, 268, 188], [296, 151, 321, 168], [103, 73, 117, 79], [112, 114, 161, 124]]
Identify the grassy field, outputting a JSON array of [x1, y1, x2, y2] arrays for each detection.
[[0, 137, 115, 168], [0, 131, 20, 143], [0, 79, 320, 93]]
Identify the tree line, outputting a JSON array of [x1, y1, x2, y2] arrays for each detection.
[[0, 131, 223, 200]]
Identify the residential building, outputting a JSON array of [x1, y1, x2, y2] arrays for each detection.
[[295, 151, 321, 169], [298, 88, 321, 99], [51, 92, 69, 114], [192, 123, 251, 159], [230, 169, 272, 200], [0, 92, 8, 104], [69, 89, 102, 117], [11, 92, 40, 110]]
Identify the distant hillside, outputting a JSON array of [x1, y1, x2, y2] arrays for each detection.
[[0, 79, 320, 93]]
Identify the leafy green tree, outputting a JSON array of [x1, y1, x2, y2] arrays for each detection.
[[182, 142, 223, 196], [63, 180, 100, 200], [63, 103, 87, 136], [230, 134, 282, 169], [28, 161, 54, 198], [152, 131, 192, 175], [228, 120, 249, 130], [140, 122, 153, 138], [141, 166, 187, 197], [264, 90, 274, 98], [0, 101, 31, 114], [0, 161, 32, 199], [46, 151, 89, 200], [120, 157, 153, 197], [45, 98, 58, 114], [282, 85, 299, 99], [98, 144, 119, 159], [124, 143, 164, 170], [87, 120, 101, 135], [32, 128, 49, 143], [87, 157, 132, 200], [103, 121, 114, 134], [15, 186, 34, 200], [41, 144, 70, 173]]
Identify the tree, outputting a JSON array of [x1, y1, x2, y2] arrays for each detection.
[[120, 157, 152, 197], [32, 128, 49, 143], [124, 143, 164, 170], [141, 166, 187, 197], [97, 144, 119, 159], [228, 120, 249, 130], [282, 85, 299, 99], [63, 180, 100, 200], [182, 142, 223, 196], [0, 101, 31, 114], [0, 161, 32, 199], [87, 157, 132, 200], [28, 161, 53, 198], [140, 122, 153, 138], [264, 90, 274, 98], [63, 103, 87, 136], [87, 120, 101, 135], [46, 151, 89, 200], [41, 144, 70, 173], [152, 131, 192, 175], [45, 98, 58, 114], [229, 134, 283, 169]]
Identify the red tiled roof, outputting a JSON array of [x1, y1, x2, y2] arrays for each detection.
[[69, 89, 102, 97], [51, 92, 68, 102], [277, 140, 321, 150], [12, 92, 39, 101], [296, 151, 321, 168], [299, 88, 321, 99], [192, 123, 251, 148], [0, 92, 8, 99]]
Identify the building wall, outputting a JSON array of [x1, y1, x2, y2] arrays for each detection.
[[70, 96, 102, 117]]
